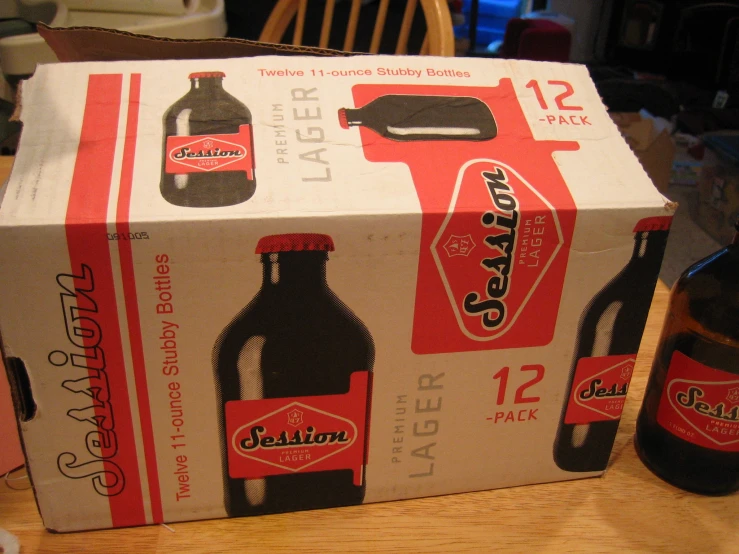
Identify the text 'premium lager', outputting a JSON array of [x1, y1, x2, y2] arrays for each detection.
[[213, 234, 375, 516], [635, 220, 739, 495], [161, 71, 255, 208]]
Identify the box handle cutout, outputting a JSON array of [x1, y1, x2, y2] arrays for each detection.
[[6, 357, 36, 422]]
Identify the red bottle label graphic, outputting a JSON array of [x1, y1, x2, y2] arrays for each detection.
[[226, 371, 369, 485], [430, 160, 567, 343], [657, 351, 739, 452], [165, 124, 254, 178], [345, 82, 578, 353], [564, 355, 635, 424]]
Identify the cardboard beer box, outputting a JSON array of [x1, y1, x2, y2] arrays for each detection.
[[0, 55, 673, 532]]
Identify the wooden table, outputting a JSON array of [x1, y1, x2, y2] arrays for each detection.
[[0, 157, 736, 552]]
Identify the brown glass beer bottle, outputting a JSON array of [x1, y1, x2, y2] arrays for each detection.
[[338, 95, 497, 141], [635, 220, 739, 494], [213, 233, 375, 516], [161, 71, 256, 208], [554, 217, 670, 472]]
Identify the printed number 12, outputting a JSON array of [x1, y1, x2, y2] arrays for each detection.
[[526, 80, 583, 111], [493, 365, 545, 405]]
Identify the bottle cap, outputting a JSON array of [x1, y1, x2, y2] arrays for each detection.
[[256, 233, 335, 254], [633, 216, 672, 232], [338, 108, 349, 130], [189, 71, 226, 79]]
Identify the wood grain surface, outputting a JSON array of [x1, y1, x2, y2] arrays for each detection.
[[1, 156, 736, 553]]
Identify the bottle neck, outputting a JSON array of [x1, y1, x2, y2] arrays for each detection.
[[632, 230, 667, 260], [260, 251, 328, 292], [190, 77, 224, 93], [343, 108, 363, 127]]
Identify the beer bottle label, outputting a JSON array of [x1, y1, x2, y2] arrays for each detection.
[[164, 124, 254, 179], [657, 351, 739, 451], [417, 158, 575, 350], [225, 371, 370, 485], [563, 354, 635, 424]]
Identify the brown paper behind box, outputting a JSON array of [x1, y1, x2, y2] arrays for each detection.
[[37, 24, 352, 63], [611, 112, 675, 194]]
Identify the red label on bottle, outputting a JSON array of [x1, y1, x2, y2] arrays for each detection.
[[164, 124, 254, 178], [226, 371, 369, 485], [428, 160, 567, 342], [657, 351, 739, 452], [564, 355, 635, 424]]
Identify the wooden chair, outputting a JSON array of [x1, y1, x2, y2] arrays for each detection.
[[259, 0, 455, 57]]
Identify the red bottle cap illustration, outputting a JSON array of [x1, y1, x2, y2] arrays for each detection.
[[338, 108, 349, 130], [189, 71, 226, 79], [633, 215, 672, 233], [256, 233, 335, 254]]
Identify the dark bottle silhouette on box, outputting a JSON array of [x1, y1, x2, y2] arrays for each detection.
[[161, 71, 255, 208], [213, 233, 375, 517], [554, 218, 669, 472], [338, 94, 497, 141], [635, 220, 739, 495]]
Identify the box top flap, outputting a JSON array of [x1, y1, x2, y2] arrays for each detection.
[[37, 23, 351, 63], [1, 55, 670, 229]]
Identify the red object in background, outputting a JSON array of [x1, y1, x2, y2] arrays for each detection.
[[0, 362, 24, 475], [500, 18, 572, 62]]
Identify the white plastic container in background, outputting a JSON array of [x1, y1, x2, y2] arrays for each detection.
[[0, 0, 227, 78]]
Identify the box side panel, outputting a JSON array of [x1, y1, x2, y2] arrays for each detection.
[[0, 225, 117, 532], [0, 71, 152, 531]]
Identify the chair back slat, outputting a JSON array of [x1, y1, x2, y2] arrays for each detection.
[[369, 0, 390, 54], [343, 0, 362, 52], [259, 0, 454, 57], [395, 0, 418, 54], [319, 0, 336, 48], [292, 0, 308, 45]]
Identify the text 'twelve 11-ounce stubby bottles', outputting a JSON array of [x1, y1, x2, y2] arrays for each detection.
[[635, 220, 739, 495], [338, 94, 497, 141], [160, 71, 256, 208], [554, 217, 671, 472], [213, 234, 375, 517]]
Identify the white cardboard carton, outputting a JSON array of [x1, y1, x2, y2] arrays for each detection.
[[0, 55, 672, 532]]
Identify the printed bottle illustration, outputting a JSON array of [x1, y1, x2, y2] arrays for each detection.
[[160, 71, 256, 208], [554, 217, 670, 472], [213, 233, 375, 517], [635, 220, 739, 495], [340, 81, 580, 354], [338, 95, 497, 141]]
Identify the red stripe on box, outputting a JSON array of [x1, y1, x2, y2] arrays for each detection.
[[66, 74, 146, 528], [115, 74, 164, 524]]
